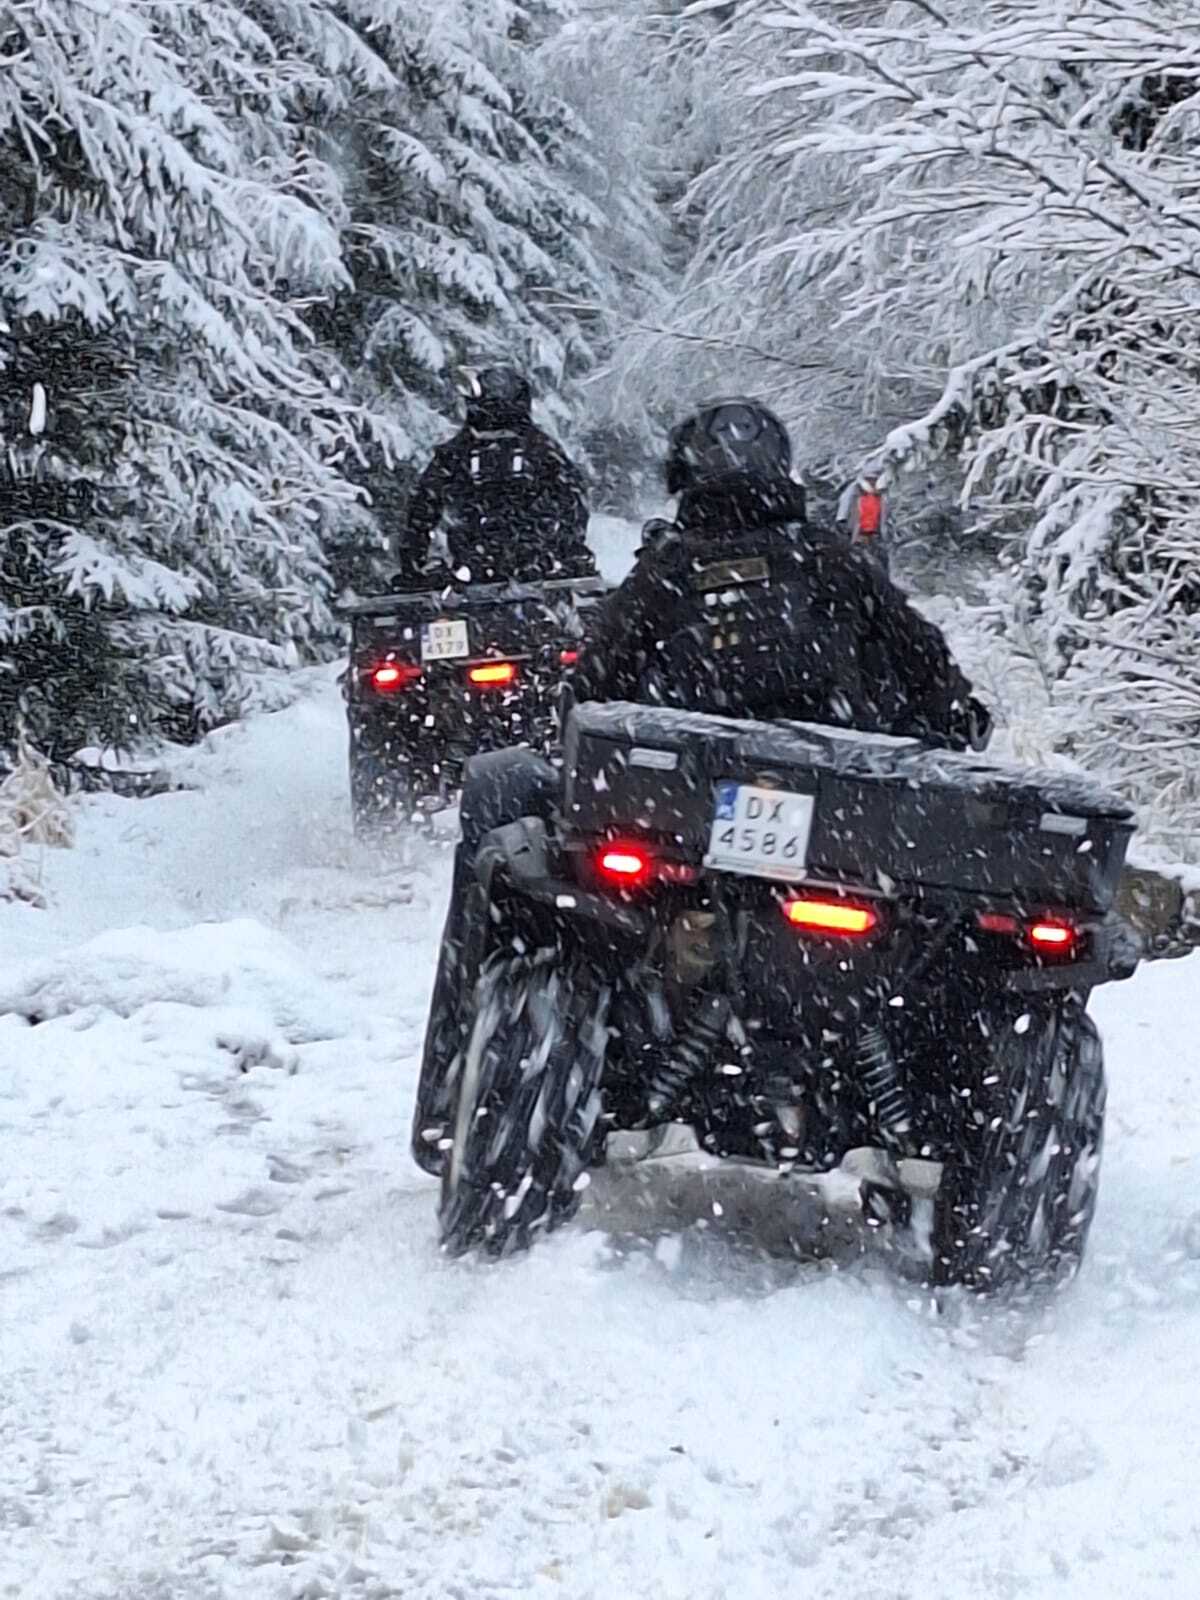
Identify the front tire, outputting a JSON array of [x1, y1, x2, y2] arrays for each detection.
[[932, 998, 1106, 1292], [439, 951, 610, 1257]]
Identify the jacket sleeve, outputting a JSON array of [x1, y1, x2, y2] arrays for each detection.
[[400, 445, 455, 568], [555, 448, 590, 542], [861, 560, 982, 746], [531, 434, 589, 546], [572, 545, 670, 704]]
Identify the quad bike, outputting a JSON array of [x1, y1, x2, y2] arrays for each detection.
[[414, 702, 1141, 1292], [337, 571, 606, 829]]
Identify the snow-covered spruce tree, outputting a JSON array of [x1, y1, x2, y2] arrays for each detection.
[[274, 0, 619, 586], [695, 0, 1200, 844], [532, 0, 680, 508], [0, 0, 363, 760], [617, 0, 921, 476]]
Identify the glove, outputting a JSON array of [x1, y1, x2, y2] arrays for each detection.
[[946, 695, 992, 752], [965, 696, 993, 751], [639, 517, 674, 552], [390, 552, 454, 592]]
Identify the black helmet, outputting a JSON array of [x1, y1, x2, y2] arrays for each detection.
[[456, 364, 532, 418], [665, 398, 792, 496]]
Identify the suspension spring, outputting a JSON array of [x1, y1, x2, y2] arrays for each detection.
[[647, 994, 731, 1119], [856, 1021, 913, 1150]]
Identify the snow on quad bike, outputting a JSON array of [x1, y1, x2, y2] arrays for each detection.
[[415, 701, 1142, 1292]]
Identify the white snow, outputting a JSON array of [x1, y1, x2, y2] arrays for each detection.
[[590, 511, 650, 585], [2, 654, 1199, 1597], [0, 919, 358, 1043]]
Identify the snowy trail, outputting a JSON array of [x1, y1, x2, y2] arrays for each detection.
[[3, 679, 1200, 1595]]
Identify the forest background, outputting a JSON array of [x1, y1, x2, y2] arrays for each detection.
[[3, 0, 1199, 850]]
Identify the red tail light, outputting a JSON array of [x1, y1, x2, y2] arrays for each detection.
[[560, 649, 580, 666], [1028, 919, 1078, 955], [857, 490, 883, 536], [781, 895, 879, 937], [596, 845, 653, 887], [976, 909, 1080, 957], [368, 661, 422, 693], [466, 661, 519, 689], [592, 845, 697, 889]]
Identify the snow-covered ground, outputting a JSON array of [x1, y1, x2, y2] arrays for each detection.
[[3, 539, 1199, 1597]]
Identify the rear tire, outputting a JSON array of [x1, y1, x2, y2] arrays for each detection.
[[410, 936, 468, 1176], [932, 998, 1105, 1292], [439, 951, 609, 1257]]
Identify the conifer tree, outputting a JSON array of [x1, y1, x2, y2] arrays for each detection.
[[281, 0, 615, 585], [0, 0, 363, 758], [683, 0, 1200, 839]]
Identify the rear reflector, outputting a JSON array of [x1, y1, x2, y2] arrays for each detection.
[[369, 661, 422, 692], [857, 490, 883, 536], [560, 648, 580, 666], [466, 661, 519, 688], [781, 896, 879, 936], [1028, 919, 1078, 954]]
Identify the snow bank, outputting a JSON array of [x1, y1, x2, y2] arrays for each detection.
[[0, 917, 357, 1043], [4, 623, 1200, 1600]]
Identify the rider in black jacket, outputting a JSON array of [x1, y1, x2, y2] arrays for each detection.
[[573, 399, 986, 748], [410, 399, 989, 1174], [399, 366, 595, 584]]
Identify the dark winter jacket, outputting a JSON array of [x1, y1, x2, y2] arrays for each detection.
[[572, 476, 985, 749], [401, 403, 594, 583]]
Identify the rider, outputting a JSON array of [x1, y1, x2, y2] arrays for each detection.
[[572, 398, 987, 745], [399, 365, 595, 584], [411, 399, 989, 1173]]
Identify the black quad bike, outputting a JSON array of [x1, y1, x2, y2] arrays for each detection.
[[414, 702, 1142, 1292], [338, 571, 607, 828]]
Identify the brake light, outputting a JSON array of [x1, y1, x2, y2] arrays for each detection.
[[560, 649, 580, 666], [466, 661, 519, 688], [596, 845, 652, 886], [368, 661, 422, 693], [976, 909, 1080, 956], [781, 896, 879, 936], [1028, 919, 1078, 954]]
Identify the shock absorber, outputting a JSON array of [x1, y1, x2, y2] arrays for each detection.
[[646, 994, 731, 1119], [856, 1021, 913, 1151]]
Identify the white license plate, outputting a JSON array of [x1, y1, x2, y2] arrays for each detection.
[[421, 619, 470, 661], [705, 780, 814, 881]]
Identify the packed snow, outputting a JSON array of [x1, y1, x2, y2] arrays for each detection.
[[10, 2, 1200, 1590], [2, 607, 1198, 1598]]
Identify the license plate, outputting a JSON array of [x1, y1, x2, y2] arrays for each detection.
[[705, 781, 814, 881], [421, 619, 470, 661]]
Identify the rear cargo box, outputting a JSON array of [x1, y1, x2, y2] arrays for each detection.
[[338, 577, 606, 673], [563, 703, 1135, 914]]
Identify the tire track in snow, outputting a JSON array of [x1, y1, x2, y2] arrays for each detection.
[[2, 673, 1198, 1599]]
